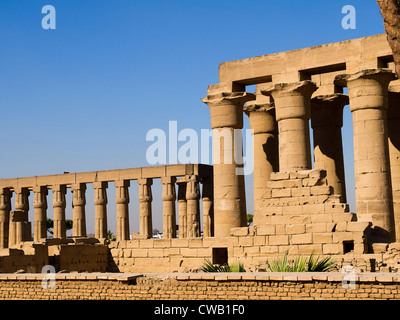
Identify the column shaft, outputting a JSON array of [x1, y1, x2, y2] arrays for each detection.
[[311, 94, 348, 201], [115, 180, 130, 241], [201, 177, 213, 237], [263, 81, 317, 172], [177, 180, 187, 238], [33, 186, 48, 241], [244, 103, 279, 223], [161, 176, 176, 239], [186, 175, 200, 238], [94, 182, 108, 239], [52, 185, 67, 239], [138, 178, 153, 239], [341, 69, 396, 242], [201, 92, 255, 237], [0, 189, 11, 248], [72, 183, 86, 237]]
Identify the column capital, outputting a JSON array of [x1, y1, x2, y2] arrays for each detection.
[[71, 183, 86, 191], [52, 185, 66, 208], [244, 102, 277, 134], [33, 186, 48, 209], [93, 181, 108, 189], [262, 80, 318, 98], [261, 80, 317, 121], [0, 188, 11, 212], [201, 92, 255, 129], [114, 180, 130, 188], [137, 178, 153, 186], [311, 93, 349, 128], [336, 68, 396, 112], [335, 68, 396, 85], [201, 91, 255, 107]]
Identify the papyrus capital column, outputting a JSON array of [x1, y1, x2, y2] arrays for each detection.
[[262, 80, 317, 172], [186, 175, 200, 238], [138, 178, 153, 239], [33, 186, 48, 241], [311, 94, 348, 202], [52, 185, 67, 239], [71, 183, 86, 237], [201, 91, 255, 237], [337, 69, 396, 242], [115, 180, 130, 241], [93, 181, 108, 239], [244, 102, 279, 224], [14, 187, 30, 214], [0, 188, 11, 248], [161, 176, 176, 239]]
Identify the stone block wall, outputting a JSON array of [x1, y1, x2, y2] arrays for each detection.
[[254, 169, 370, 255], [1, 272, 400, 300]]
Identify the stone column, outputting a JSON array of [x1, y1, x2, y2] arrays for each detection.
[[176, 179, 187, 238], [33, 186, 48, 241], [71, 183, 86, 237], [340, 69, 396, 243], [244, 102, 279, 222], [138, 178, 153, 239], [161, 176, 176, 239], [93, 182, 108, 239], [9, 211, 29, 245], [262, 81, 317, 172], [311, 94, 348, 202], [201, 176, 214, 237], [52, 185, 67, 239], [186, 175, 200, 238], [388, 91, 400, 241], [0, 189, 11, 248], [115, 180, 130, 241], [14, 187, 29, 215], [201, 91, 255, 237]]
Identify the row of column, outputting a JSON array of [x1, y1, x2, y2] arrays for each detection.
[[0, 176, 214, 248], [202, 68, 400, 243]]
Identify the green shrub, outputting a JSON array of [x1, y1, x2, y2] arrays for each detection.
[[200, 259, 246, 272], [265, 251, 335, 272]]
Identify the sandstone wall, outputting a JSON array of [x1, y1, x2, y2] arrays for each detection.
[[0, 272, 400, 300]]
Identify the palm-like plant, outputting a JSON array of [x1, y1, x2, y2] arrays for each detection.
[[265, 251, 335, 272], [200, 259, 246, 272]]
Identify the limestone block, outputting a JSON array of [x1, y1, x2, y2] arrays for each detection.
[[256, 225, 275, 236], [312, 233, 333, 244], [322, 243, 342, 255], [310, 186, 333, 196], [347, 221, 371, 232], [285, 224, 306, 234], [230, 227, 249, 237], [270, 172, 290, 181], [268, 235, 289, 245], [291, 187, 311, 197], [271, 188, 291, 198], [290, 233, 313, 244]]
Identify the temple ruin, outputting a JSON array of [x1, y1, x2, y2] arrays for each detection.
[[0, 33, 400, 273]]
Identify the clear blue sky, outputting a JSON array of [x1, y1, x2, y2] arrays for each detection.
[[0, 0, 387, 234]]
